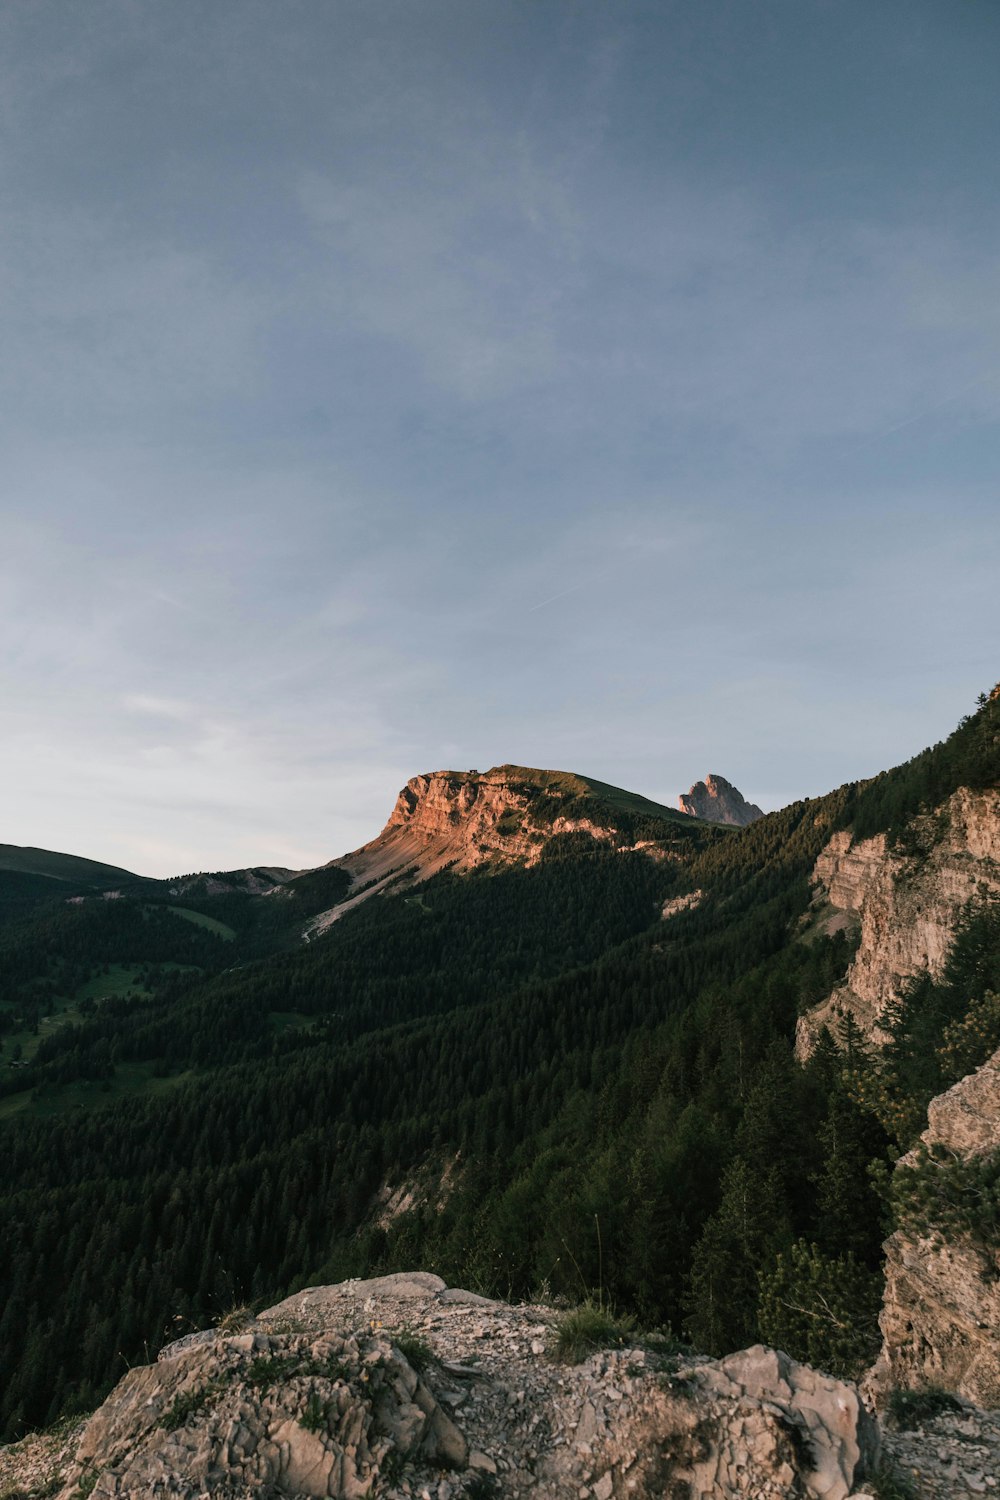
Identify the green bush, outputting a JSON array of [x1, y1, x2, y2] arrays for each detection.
[[868, 1454, 918, 1500], [757, 1240, 882, 1380], [885, 1386, 963, 1430], [892, 1143, 1000, 1247], [160, 1378, 227, 1431], [551, 1299, 637, 1363], [391, 1328, 435, 1373], [298, 1390, 328, 1434]]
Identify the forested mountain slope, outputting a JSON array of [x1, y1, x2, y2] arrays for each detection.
[[0, 692, 998, 1442]]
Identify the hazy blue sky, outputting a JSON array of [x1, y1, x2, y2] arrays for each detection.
[[2, 0, 999, 875]]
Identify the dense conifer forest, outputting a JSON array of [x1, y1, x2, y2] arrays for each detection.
[[0, 689, 998, 1440]]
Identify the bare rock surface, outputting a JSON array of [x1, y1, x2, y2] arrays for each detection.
[[923, 1048, 1000, 1159], [882, 1402, 1000, 1498], [23, 1273, 885, 1500], [677, 775, 763, 827], [306, 767, 681, 935], [0, 1415, 87, 1498], [869, 1047, 1000, 1410], [796, 786, 1000, 1058]]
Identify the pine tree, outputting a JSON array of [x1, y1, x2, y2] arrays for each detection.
[[684, 1156, 790, 1353]]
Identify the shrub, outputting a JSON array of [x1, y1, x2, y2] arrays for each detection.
[[551, 1299, 637, 1363], [885, 1386, 963, 1430], [391, 1329, 435, 1374], [757, 1240, 882, 1380], [868, 1454, 918, 1499], [298, 1390, 328, 1434], [161, 1377, 227, 1430]]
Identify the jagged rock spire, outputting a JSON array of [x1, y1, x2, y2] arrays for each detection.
[[678, 774, 763, 827]]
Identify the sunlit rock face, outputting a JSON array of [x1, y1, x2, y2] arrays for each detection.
[[678, 774, 763, 827], [796, 786, 1000, 1057], [306, 764, 688, 936]]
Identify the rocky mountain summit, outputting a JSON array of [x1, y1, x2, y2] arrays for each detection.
[[9, 1272, 888, 1500], [306, 767, 695, 934], [677, 775, 763, 827]]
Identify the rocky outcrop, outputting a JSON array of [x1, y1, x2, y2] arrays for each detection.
[[880, 1400, 1000, 1499], [43, 1273, 880, 1500], [796, 787, 1000, 1057], [306, 767, 684, 936], [168, 867, 298, 898], [678, 775, 763, 827], [869, 1048, 1000, 1411], [661, 888, 704, 920]]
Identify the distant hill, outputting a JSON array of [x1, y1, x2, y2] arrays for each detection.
[[0, 843, 136, 886]]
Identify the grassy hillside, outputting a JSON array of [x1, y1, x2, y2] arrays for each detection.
[[487, 764, 701, 827]]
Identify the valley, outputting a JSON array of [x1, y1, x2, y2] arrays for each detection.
[[0, 701, 998, 1497]]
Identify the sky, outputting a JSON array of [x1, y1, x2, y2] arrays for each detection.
[[2, 0, 999, 876]]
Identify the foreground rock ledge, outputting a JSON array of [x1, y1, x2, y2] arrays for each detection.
[[50, 1273, 879, 1499]]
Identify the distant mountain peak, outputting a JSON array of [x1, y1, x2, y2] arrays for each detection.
[[678, 774, 763, 827]]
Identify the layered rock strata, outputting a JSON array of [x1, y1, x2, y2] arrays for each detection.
[[796, 787, 1000, 1057], [45, 1273, 881, 1500], [869, 1048, 1000, 1409], [306, 768, 669, 936]]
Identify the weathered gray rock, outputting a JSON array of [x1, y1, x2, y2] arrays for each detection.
[[678, 774, 764, 827], [615, 1344, 880, 1500], [797, 787, 1000, 1058], [58, 1323, 465, 1499], [869, 1047, 1000, 1410], [48, 1276, 881, 1499]]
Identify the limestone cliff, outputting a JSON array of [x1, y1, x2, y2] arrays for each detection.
[[35, 1273, 881, 1500], [796, 786, 1000, 1057], [869, 1047, 1000, 1408], [678, 774, 763, 827], [307, 766, 695, 935]]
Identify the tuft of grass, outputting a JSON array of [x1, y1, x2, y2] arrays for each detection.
[[868, 1454, 919, 1500], [392, 1328, 436, 1374], [298, 1390, 328, 1434], [160, 1378, 227, 1431], [551, 1299, 637, 1364], [462, 1475, 499, 1499], [885, 1386, 964, 1430], [245, 1356, 291, 1389], [216, 1304, 255, 1335]]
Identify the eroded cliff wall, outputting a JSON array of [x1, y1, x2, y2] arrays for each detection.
[[306, 769, 624, 935], [796, 786, 1000, 1057], [868, 1047, 1000, 1407]]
